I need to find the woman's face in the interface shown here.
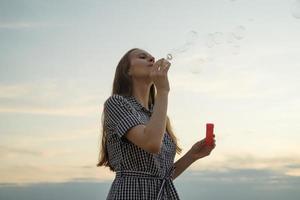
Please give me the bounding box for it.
[128,49,155,80]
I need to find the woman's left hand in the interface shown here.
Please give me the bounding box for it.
[188,135,216,161]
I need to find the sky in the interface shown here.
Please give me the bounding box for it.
[0,0,300,199]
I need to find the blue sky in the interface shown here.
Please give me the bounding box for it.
[1,0,300,199]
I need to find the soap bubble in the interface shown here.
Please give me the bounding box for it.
[206,33,215,48]
[226,32,235,43]
[173,44,189,53]
[205,32,224,48]
[186,30,199,45]
[232,25,246,40]
[213,32,224,44]
[230,44,240,55]
[166,53,173,61]
[189,58,207,74]
[291,0,300,19]
[190,65,201,74]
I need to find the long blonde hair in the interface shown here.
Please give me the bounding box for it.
[97,48,182,170]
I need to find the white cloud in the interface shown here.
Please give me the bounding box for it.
[0,80,105,116]
[0,22,39,29]
[189,153,300,177]
[0,105,99,116]
[0,163,114,185]
[0,22,64,29]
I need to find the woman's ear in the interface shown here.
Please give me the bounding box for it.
[127,68,132,76]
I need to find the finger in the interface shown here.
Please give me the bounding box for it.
[162,64,170,72]
[162,59,170,66]
[160,59,167,71]
[154,58,164,71]
[157,60,162,71]
[163,62,171,71]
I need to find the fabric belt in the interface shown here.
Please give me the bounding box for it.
[115,166,176,200]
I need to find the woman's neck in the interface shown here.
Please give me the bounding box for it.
[131,81,152,110]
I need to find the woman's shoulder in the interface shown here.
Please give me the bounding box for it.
[104,94,130,107]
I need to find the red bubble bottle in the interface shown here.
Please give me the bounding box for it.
[206,123,214,146]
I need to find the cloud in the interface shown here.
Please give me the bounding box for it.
[0,143,75,159]
[0,126,101,162]
[0,163,114,186]
[189,153,300,177]
[177,168,300,197]
[0,105,98,116]
[0,145,42,157]
[0,22,38,29]
[1,126,99,145]
[1,150,300,185]
[0,80,104,104]
[0,80,104,116]
[0,22,64,29]
[0,84,33,98]
[0,168,299,200]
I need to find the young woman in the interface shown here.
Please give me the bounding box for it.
[97,48,216,200]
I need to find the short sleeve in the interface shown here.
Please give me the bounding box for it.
[104,95,144,138]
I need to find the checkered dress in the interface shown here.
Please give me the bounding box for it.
[104,94,181,200]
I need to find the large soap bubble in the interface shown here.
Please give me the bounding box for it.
[232,25,246,40]
[291,0,300,19]
[185,30,199,45]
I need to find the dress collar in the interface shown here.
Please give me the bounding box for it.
[126,96,153,114]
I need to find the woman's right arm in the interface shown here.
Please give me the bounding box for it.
[126,91,169,154]
[126,59,171,154]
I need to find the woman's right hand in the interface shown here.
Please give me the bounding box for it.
[150,58,171,93]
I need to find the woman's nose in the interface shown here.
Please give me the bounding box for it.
[149,57,155,64]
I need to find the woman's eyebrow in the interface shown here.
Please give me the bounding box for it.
[138,53,148,57]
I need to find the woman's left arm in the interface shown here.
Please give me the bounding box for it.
[172,137,216,180]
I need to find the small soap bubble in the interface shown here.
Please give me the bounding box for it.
[232,25,246,40]
[213,32,224,44]
[173,44,189,53]
[206,33,215,48]
[189,58,206,74]
[186,30,199,45]
[226,32,235,43]
[231,44,240,55]
[190,66,201,74]
[291,0,300,19]
[166,54,173,61]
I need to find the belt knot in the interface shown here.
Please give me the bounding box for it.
[115,166,176,200]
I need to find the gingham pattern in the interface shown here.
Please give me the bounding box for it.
[104,95,181,200]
